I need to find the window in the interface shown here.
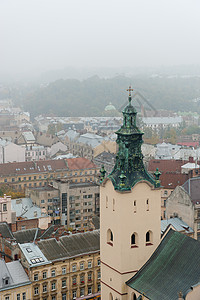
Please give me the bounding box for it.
[18,177,21,181]
[132,293,137,300]
[12,178,15,182]
[52,296,56,300]
[146,230,153,245]
[146,198,149,211]
[133,200,137,213]
[107,229,113,246]
[5,297,10,300]
[72,290,77,299]
[164,190,168,195]
[88,273,92,281]
[34,273,38,281]
[88,286,92,295]
[131,232,138,248]
[98,283,101,292]
[23,177,26,181]
[51,269,56,277]
[80,262,84,270]
[62,293,66,300]
[51,282,56,291]
[88,261,92,269]
[80,287,85,297]
[34,287,39,295]
[17,295,20,300]
[72,264,77,272]
[4,179,7,183]
[43,271,47,279]
[62,279,66,288]
[3,203,7,211]
[43,284,47,293]
[34,176,36,180]
[62,267,66,275]
[80,274,84,283]
[164,200,166,207]
[97,270,101,279]
[41,199,45,204]
[113,198,115,211]
[72,276,77,285]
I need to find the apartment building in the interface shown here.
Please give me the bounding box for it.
[53,180,100,228]
[26,180,100,228]
[0,158,98,191]
[19,230,101,300]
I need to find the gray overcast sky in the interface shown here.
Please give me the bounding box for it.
[1,0,200,75]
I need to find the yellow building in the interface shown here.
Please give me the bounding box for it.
[19,230,100,300]
[0,158,98,191]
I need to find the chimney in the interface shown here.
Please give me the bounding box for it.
[178,291,183,300]
[189,156,194,163]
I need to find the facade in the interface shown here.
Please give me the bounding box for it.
[19,230,100,300]
[166,177,200,240]
[25,186,60,223]
[52,180,100,228]
[100,88,162,299]
[0,140,25,163]
[0,194,15,224]
[25,145,47,162]
[0,158,98,191]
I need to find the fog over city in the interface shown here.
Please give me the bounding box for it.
[1,0,200,79]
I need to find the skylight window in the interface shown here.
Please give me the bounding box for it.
[26,247,32,253]
[31,259,36,264]
[47,165,52,171]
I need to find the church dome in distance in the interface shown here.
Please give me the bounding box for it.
[104,102,116,111]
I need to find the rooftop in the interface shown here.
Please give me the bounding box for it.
[127,230,200,300]
[0,259,30,290]
[37,229,100,261]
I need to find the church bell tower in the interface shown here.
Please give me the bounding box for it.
[100,87,161,300]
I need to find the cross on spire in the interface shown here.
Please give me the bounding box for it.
[127,86,133,103]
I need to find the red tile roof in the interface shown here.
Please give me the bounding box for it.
[66,157,97,170]
[177,142,199,147]
[148,159,189,173]
[159,173,189,189]
[0,158,97,177]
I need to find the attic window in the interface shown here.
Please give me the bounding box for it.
[26,247,32,253]
[31,259,36,264]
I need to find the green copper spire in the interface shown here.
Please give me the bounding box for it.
[107,86,157,191]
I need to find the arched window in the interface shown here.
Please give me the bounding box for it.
[146,198,149,211]
[113,198,115,211]
[146,230,153,245]
[133,200,137,213]
[131,293,137,300]
[106,196,108,208]
[109,293,113,300]
[131,233,138,248]
[107,229,113,246]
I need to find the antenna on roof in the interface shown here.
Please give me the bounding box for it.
[33,228,39,244]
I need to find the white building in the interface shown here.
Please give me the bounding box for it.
[0,139,25,163]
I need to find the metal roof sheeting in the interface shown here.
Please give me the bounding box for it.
[127,230,200,300]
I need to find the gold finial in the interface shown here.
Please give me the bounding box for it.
[127,86,133,103]
[127,86,133,97]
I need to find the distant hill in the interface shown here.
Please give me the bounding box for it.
[18,74,200,117]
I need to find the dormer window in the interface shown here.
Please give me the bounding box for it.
[3,276,9,286]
